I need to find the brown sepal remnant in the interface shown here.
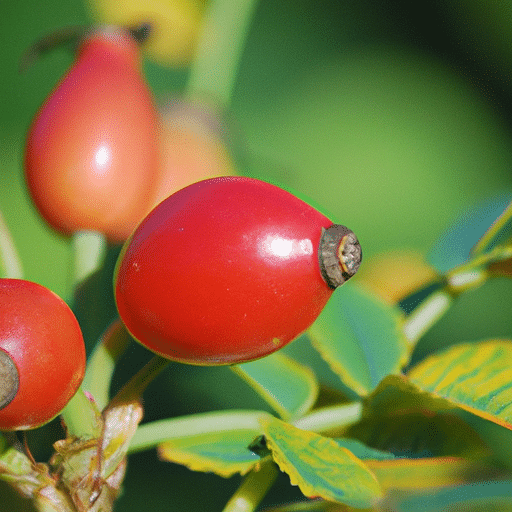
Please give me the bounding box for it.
[318,225,362,289]
[0,350,19,410]
[0,400,142,511]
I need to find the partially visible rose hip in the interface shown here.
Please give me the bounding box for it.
[114,176,361,365]
[151,99,236,208]
[0,279,86,431]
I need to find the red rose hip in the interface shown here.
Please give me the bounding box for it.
[24,26,159,243]
[114,177,361,365]
[0,279,86,430]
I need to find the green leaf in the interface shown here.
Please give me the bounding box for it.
[333,438,396,461]
[348,375,490,459]
[386,480,512,512]
[131,410,270,477]
[231,352,319,421]
[262,459,501,511]
[158,430,262,477]
[428,193,512,272]
[367,456,499,493]
[281,334,359,400]
[408,339,512,430]
[260,416,383,508]
[308,282,409,396]
[261,500,354,511]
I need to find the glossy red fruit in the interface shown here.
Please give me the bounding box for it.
[114,176,361,365]
[25,26,159,243]
[0,279,86,431]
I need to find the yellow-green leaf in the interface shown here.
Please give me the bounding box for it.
[382,480,512,512]
[333,438,396,461]
[262,500,356,511]
[408,340,512,430]
[132,410,270,477]
[348,375,491,459]
[231,352,319,421]
[158,429,262,477]
[260,416,383,508]
[367,457,497,491]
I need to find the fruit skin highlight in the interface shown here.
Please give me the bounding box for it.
[115,176,361,365]
[0,279,86,431]
[25,26,159,243]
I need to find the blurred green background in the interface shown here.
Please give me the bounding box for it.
[2,0,512,510]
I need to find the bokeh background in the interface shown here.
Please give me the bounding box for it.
[2,0,512,510]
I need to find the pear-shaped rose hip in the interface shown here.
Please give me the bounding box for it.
[24,26,159,243]
[114,176,361,365]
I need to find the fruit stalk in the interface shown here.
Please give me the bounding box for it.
[0,211,23,279]
[221,458,279,512]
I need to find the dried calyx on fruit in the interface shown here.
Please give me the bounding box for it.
[319,224,362,289]
[0,350,19,411]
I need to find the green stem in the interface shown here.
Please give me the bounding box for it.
[82,319,132,411]
[402,244,512,344]
[402,290,453,344]
[107,354,170,409]
[222,458,278,512]
[71,230,107,288]
[292,402,363,434]
[60,387,102,439]
[0,210,23,279]
[186,0,260,106]
[471,200,512,255]
[445,244,512,293]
